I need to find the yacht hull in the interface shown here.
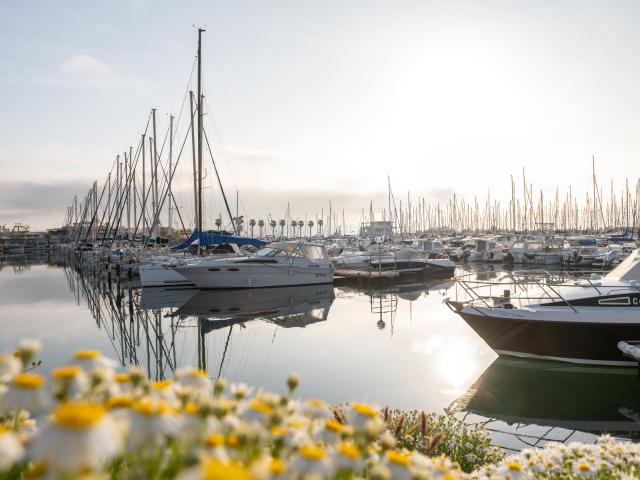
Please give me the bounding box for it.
[459,307,640,366]
[139,263,193,287]
[175,263,333,289]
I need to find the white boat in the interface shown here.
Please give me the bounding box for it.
[139,254,200,287]
[174,241,334,289]
[446,249,640,366]
[467,238,506,263]
[507,239,563,265]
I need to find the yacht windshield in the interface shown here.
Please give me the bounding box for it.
[256,247,283,257]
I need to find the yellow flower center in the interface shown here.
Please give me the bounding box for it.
[52,365,81,379]
[287,419,307,429]
[578,463,591,472]
[108,395,132,409]
[52,402,106,429]
[226,435,240,449]
[269,458,286,474]
[190,369,208,378]
[270,426,286,437]
[248,399,273,417]
[352,402,378,418]
[184,402,200,415]
[74,350,100,359]
[507,462,523,471]
[299,445,326,461]
[114,373,130,383]
[134,398,172,416]
[444,473,461,480]
[152,380,173,391]
[14,373,45,389]
[306,399,327,408]
[325,419,343,433]
[207,433,224,447]
[387,450,411,466]
[338,442,360,460]
[201,458,253,480]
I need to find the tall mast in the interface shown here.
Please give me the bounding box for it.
[189,92,198,227]
[592,154,597,232]
[197,27,205,250]
[168,114,174,231]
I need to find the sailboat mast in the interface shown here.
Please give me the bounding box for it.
[197,27,205,249]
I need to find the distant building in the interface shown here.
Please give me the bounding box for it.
[359,220,393,238]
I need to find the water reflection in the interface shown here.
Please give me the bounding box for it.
[452,357,640,447]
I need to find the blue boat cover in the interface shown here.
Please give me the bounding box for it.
[170,230,266,251]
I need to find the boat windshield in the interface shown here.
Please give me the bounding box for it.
[256,247,302,257]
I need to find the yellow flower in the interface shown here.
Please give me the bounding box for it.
[338,441,360,460]
[387,450,411,466]
[578,463,591,472]
[325,419,343,433]
[270,426,286,437]
[13,373,45,389]
[52,366,81,379]
[107,395,132,409]
[306,399,326,408]
[114,373,130,383]
[207,433,224,447]
[226,435,240,449]
[507,461,523,471]
[184,402,200,415]
[74,350,100,359]
[133,398,173,416]
[248,399,273,417]
[201,458,253,480]
[269,458,286,474]
[299,445,326,461]
[152,380,173,391]
[352,402,378,418]
[52,402,106,429]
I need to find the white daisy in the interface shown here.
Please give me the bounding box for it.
[30,401,122,474]
[0,426,24,471]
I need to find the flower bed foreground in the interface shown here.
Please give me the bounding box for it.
[0,341,639,479]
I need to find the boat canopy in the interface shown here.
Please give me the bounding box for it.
[170,230,266,251]
[607,248,640,282]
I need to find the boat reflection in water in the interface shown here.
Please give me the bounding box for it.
[452,357,640,448]
[174,284,335,330]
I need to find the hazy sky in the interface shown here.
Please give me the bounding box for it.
[2,0,640,230]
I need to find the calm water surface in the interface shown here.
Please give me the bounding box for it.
[2,256,639,450]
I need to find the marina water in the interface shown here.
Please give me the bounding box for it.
[2,254,639,451]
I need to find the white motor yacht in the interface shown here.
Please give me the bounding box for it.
[175,241,334,289]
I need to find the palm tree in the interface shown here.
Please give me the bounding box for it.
[249,219,256,238]
[317,219,324,237]
[234,216,244,235]
[291,220,298,238]
[215,217,222,230]
[279,219,286,237]
[308,220,314,237]
[257,219,265,238]
[298,220,304,238]
[270,220,277,237]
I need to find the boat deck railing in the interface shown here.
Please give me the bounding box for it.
[448,269,631,313]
